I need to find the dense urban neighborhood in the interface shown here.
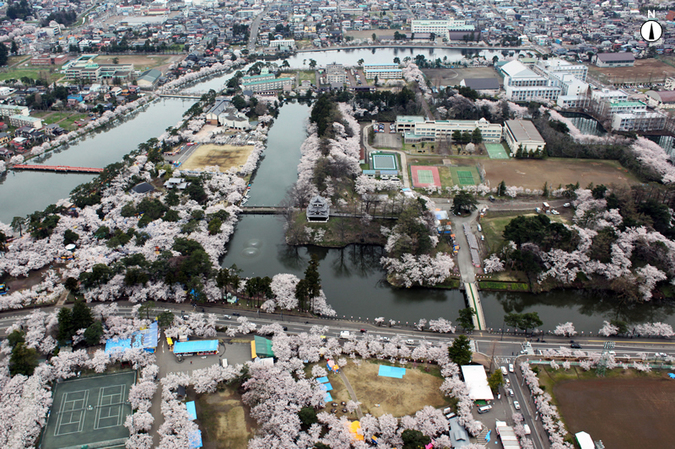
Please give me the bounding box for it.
[2,0,675,449]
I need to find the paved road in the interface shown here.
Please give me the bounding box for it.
[247,5,271,53]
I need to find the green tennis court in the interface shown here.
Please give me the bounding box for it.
[41,371,136,449]
[417,169,434,184]
[372,153,398,170]
[457,170,475,185]
[485,143,510,159]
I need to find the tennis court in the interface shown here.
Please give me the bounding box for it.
[372,153,398,170]
[41,371,136,449]
[485,143,510,159]
[410,165,441,188]
[457,170,475,185]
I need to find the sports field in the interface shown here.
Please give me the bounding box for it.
[554,373,675,448]
[485,143,510,159]
[483,158,637,190]
[181,144,255,172]
[372,153,398,170]
[437,165,480,187]
[411,165,441,188]
[41,371,136,449]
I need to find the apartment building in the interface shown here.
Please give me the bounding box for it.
[411,19,474,39]
[9,115,43,129]
[363,63,401,80]
[241,76,294,93]
[325,64,346,84]
[0,105,29,118]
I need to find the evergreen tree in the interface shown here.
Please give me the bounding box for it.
[448,334,472,366]
[71,299,94,333]
[83,321,103,346]
[497,180,507,197]
[9,342,38,376]
[57,307,73,343]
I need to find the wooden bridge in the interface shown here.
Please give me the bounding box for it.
[12,164,104,174]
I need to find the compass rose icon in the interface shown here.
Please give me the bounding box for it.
[641,20,663,42]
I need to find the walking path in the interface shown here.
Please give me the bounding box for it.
[338,370,364,419]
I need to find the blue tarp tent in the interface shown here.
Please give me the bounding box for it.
[316,376,329,383]
[319,383,333,391]
[188,429,203,448]
[186,401,197,420]
[378,365,406,378]
[174,340,219,355]
[324,392,333,402]
[105,321,159,354]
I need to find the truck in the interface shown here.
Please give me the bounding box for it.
[542,202,551,211]
[340,331,350,338]
[523,424,531,435]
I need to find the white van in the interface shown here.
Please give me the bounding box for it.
[501,366,508,376]
[477,405,492,414]
[477,224,482,232]
[221,358,228,368]
[509,363,514,373]
[523,424,531,435]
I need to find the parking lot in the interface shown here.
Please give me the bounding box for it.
[372,122,402,149]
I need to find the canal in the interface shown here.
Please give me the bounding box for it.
[1,55,674,332]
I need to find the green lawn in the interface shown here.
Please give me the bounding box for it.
[31,111,89,131]
[296,70,316,82]
[0,67,63,83]
[478,280,529,292]
[481,211,568,253]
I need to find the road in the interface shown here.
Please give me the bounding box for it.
[247,5,271,53]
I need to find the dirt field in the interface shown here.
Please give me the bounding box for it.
[554,373,675,448]
[197,387,256,449]
[341,360,448,417]
[588,58,675,85]
[483,158,637,190]
[181,144,254,172]
[423,67,501,88]
[93,55,183,73]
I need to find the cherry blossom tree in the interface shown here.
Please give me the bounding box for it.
[598,320,619,337]
[553,322,577,337]
[483,254,505,273]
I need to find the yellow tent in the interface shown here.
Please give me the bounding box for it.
[349,421,364,441]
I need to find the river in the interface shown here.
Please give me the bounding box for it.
[285,47,515,68]
[2,55,675,332]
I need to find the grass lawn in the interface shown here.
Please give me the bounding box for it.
[339,359,450,418]
[0,67,63,83]
[196,386,256,449]
[296,70,316,82]
[481,211,568,253]
[478,280,529,291]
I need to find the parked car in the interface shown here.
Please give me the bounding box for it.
[223,314,231,319]
[513,401,521,410]
[563,203,571,208]
[477,405,492,414]
[406,339,415,346]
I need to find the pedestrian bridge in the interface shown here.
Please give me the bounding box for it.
[464,282,486,331]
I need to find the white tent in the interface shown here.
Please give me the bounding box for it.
[575,431,595,449]
[460,365,494,401]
